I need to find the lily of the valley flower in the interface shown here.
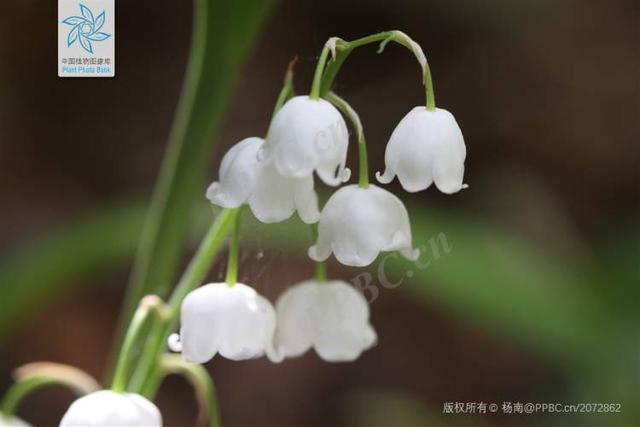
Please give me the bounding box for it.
[376,107,467,194]
[169,282,277,363]
[0,415,31,427]
[262,96,351,186]
[271,280,376,362]
[206,137,320,224]
[309,184,419,267]
[59,390,161,427]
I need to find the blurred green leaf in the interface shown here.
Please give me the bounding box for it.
[595,223,640,321]
[112,0,278,373]
[0,201,632,381]
[242,207,620,374]
[0,203,144,342]
[392,210,615,373]
[0,193,630,388]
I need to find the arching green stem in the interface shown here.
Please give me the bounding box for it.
[1,363,99,417]
[111,295,168,393]
[324,91,369,188]
[158,355,221,427]
[309,44,331,99]
[317,31,436,110]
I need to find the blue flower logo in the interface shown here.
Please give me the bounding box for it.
[62,4,111,54]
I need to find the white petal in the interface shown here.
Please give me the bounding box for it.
[273,280,376,362]
[248,162,320,224]
[265,96,349,186]
[176,283,276,363]
[206,137,263,208]
[0,415,32,427]
[207,137,320,224]
[313,281,377,361]
[59,391,161,427]
[309,185,418,267]
[293,175,321,224]
[271,282,317,359]
[247,163,296,223]
[377,107,466,193]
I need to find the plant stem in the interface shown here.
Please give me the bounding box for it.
[324,92,369,188]
[309,223,327,282]
[127,313,169,392]
[315,261,327,282]
[318,31,436,110]
[135,208,239,398]
[0,363,99,417]
[169,209,237,308]
[309,44,331,99]
[225,208,241,286]
[129,60,297,394]
[115,0,210,354]
[159,355,221,427]
[111,296,166,393]
[1,377,55,417]
[108,0,276,382]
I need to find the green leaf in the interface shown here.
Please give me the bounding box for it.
[0,203,144,342]
[111,0,277,373]
[388,210,615,373]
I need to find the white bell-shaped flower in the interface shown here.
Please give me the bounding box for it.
[271,280,376,362]
[0,415,31,427]
[263,96,351,186]
[169,282,277,363]
[206,137,319,224]
[376,107,467,194]
[59,391,161,427]
[309,184,419,267]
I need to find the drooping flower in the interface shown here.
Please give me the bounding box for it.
[59,390,161,427]
[376,107,467,194]
[270,280,376,362]
[309,184,419,267]
[206,137,320,224]
[0,415,31,427]
[262,96,351,186]
[169,282,277,363]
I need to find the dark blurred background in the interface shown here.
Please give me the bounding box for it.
[1,0,638,426]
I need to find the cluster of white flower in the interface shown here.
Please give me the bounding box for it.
[171,34,467,369]
[0,31,466,427]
